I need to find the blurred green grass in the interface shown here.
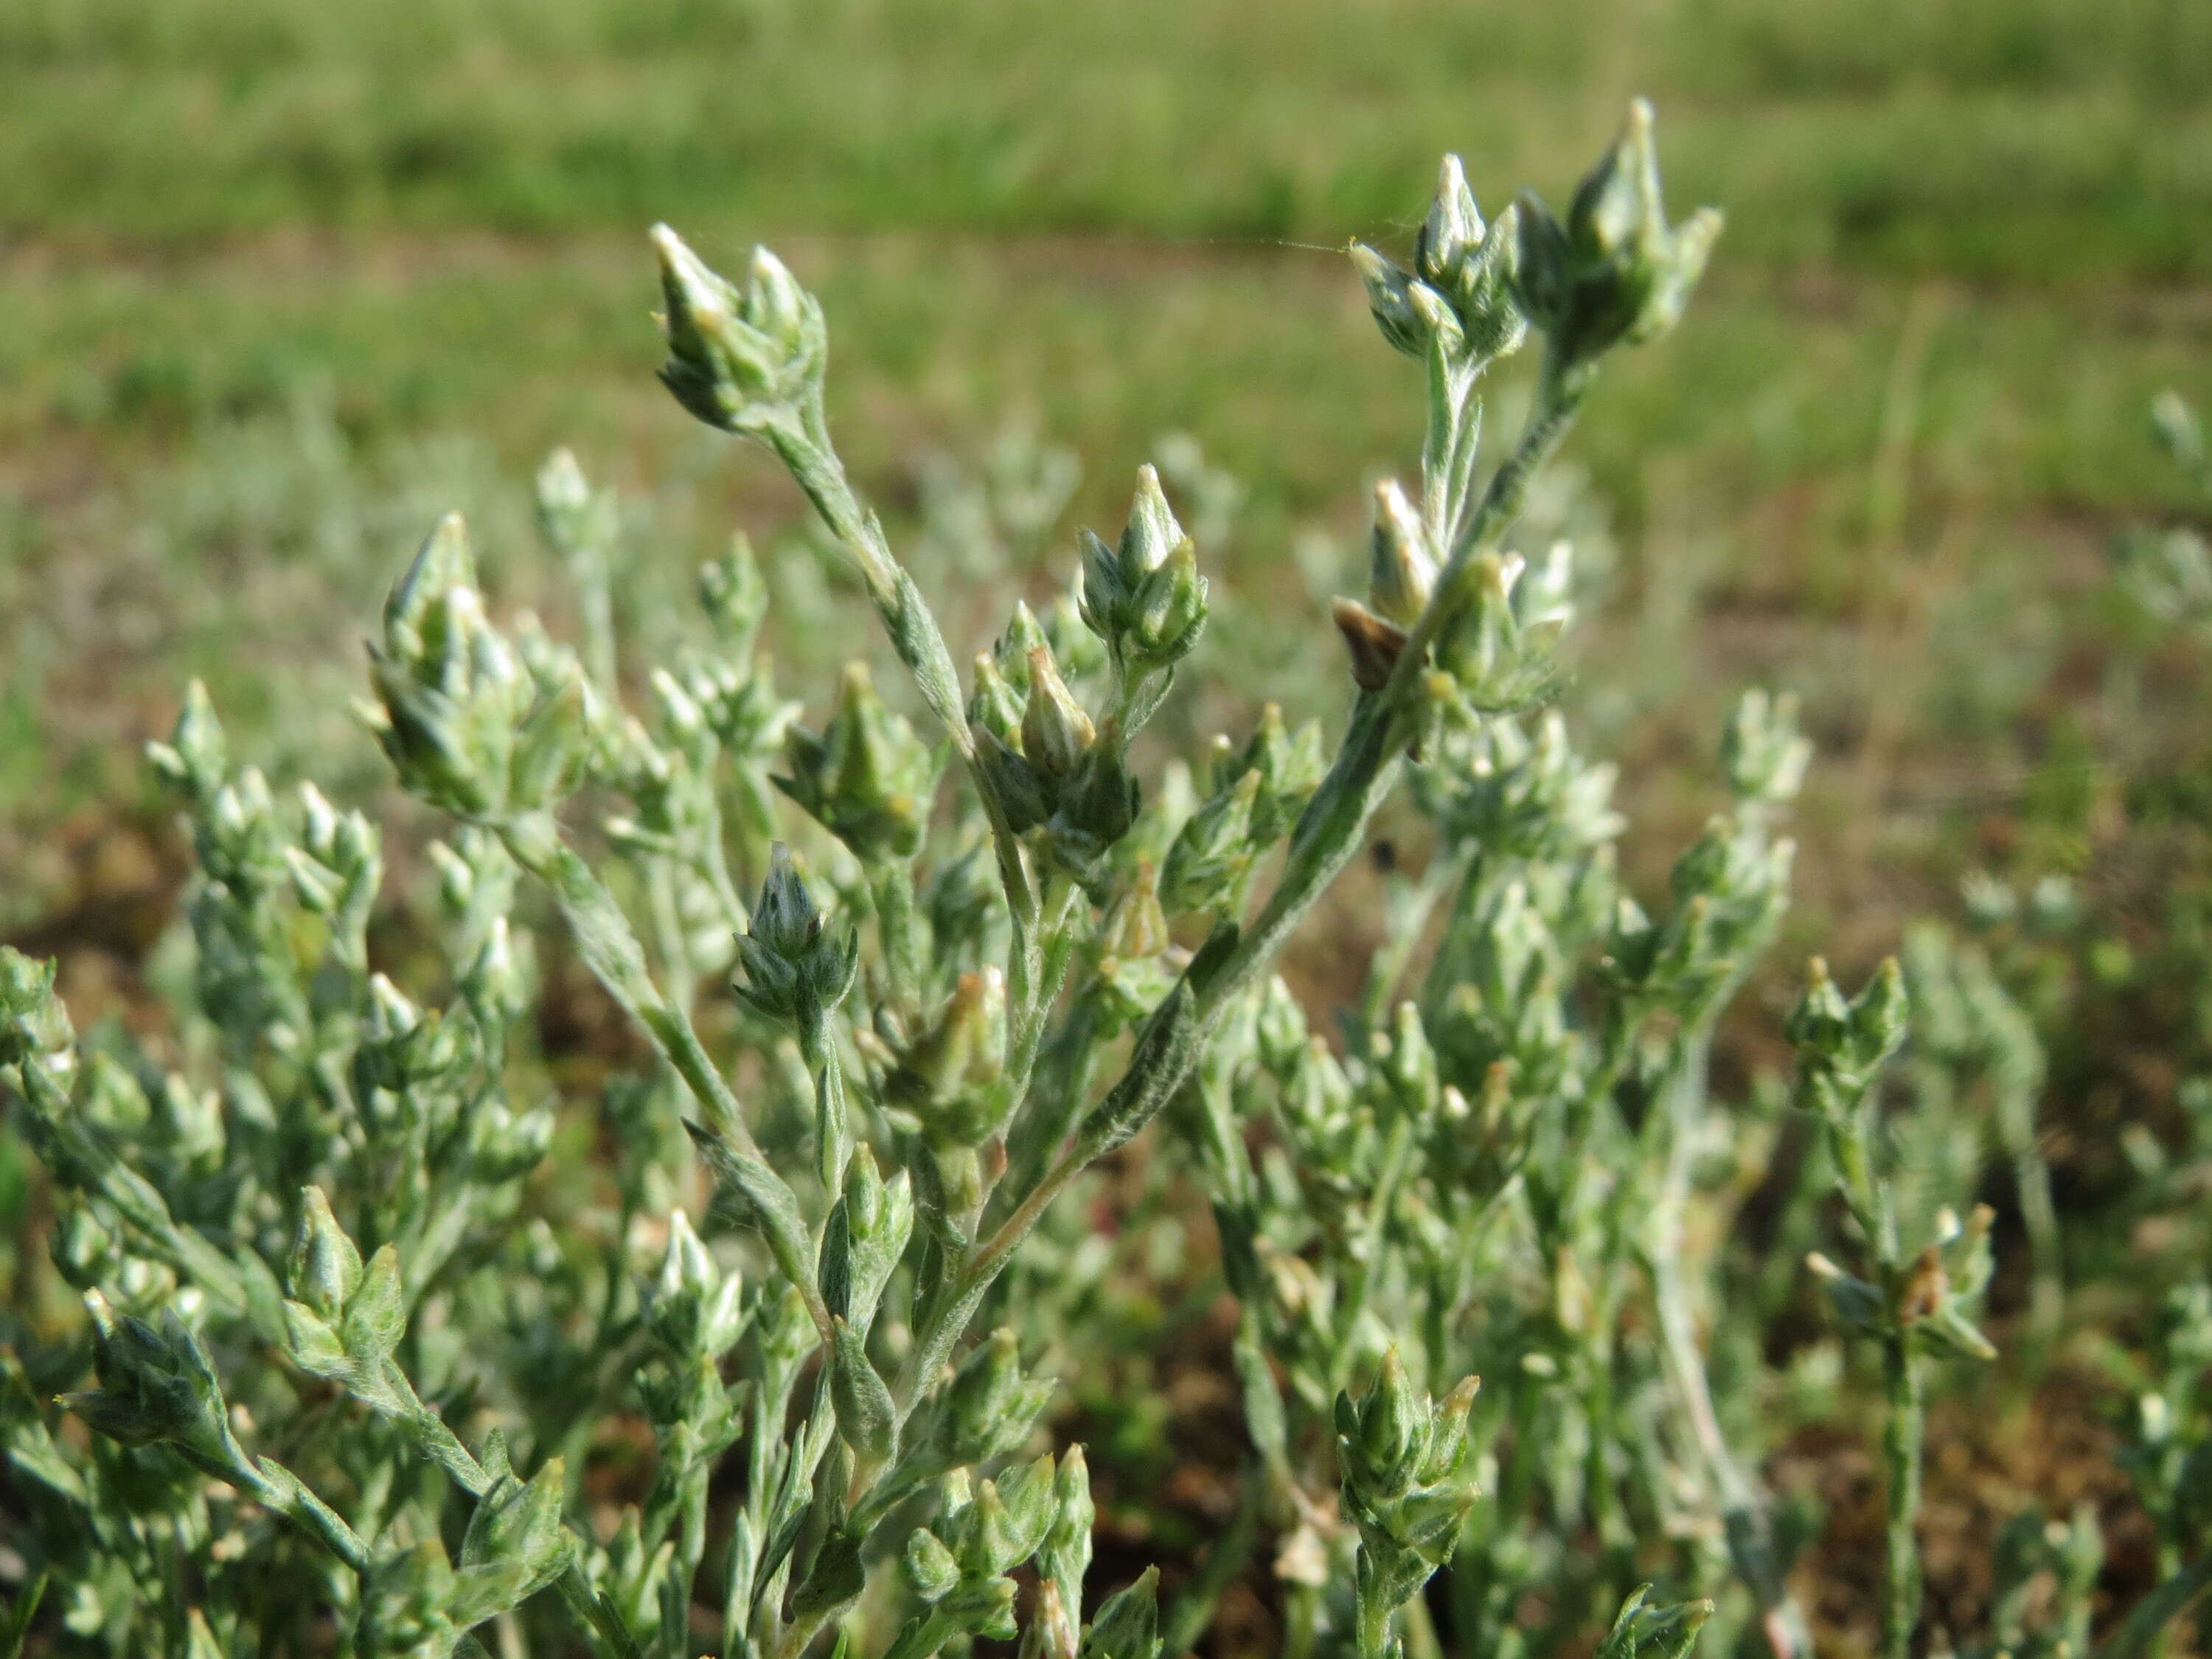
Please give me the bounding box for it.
[1,0,2208,933]
[4,0,2207,274]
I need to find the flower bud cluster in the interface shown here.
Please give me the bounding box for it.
[1159,704,1324,917]
[652,226,827,435]
[1338,528,1575,706]
[1081,1566,1164,1659]
[1089,863,1178,1033]
[362,515,601,823]
[1596,1586,1716,1659]
[893,1453,1085,1649]
[1720,687,1812,808]
[1788,959,2000,1361]
[734,844,860,1024]
[352,973,476,1100]
[358,1455,571,1659]
[0,945,74,1073]
[1352,155,1526,368]
[1784,956,1909,1119]
[599,672,728,863]
[63,1292,251,1484]
[818,1146,917,1329]
[281,1186,408,1387]
[1511,100,1722,376]
[1076,465,1208,679]
[1330,480,1432,693]
[1335,1352,1482,1651]
[1430,880,1574,1103]
[1902,923,2042,1100]
[969,619,1139,890]
[534,447,619,582]
[641,1208,749,1360]
[885,1327,1057,1499]
[286,782,383,925]
[1807,1203,1998,1362]
[1419,708,1623,861]
[779,661,945,861]
[145,677,229,804]
[697,532,771,651]
[1601,810,1795,1020]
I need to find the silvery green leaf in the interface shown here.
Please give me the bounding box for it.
[830,1318,898,1461]
[1082,1568,1163,1659]
[341,1245,406,1365]
[790,1525,867,1623]
[1597,1586,1715,1659]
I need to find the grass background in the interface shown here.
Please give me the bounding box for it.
[2,0,2208,957]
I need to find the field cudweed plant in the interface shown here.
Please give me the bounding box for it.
[5,102,2212,1659]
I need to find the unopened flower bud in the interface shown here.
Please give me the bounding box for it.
[1368,479,1436,627]
[1021,646,1094,778]
[1721,687,1812,806]
[652,225,827,431]
[1121,465,1181,577]
[534,448,617,582]
[1512,100,1720,372]
[459,1457,572,1603]
[1161,768,1261,917]
[886,968,1007,1146]
[1099,863,1169,961]
[992,603,1053,692]
[941,1327,1054,1470]
[288,1186,364,1321]
[903,1528,961,1603]
[1598,1587,1715,1659]
[1041,1444,1094,1621]
[1332,597,1410,692]
[749,842,821,961]
[1416,154,1484,291]
[1351,243,1431,360]
[0,947,72,1071]
[147,678,229,801]
[66,1293,248,1484]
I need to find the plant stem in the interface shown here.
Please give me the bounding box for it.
[868,858,924,1008]
[1881,1330,1925,1659]
[1329,1114,1416,1397]
[769,413,1037,931]
[498,820,832,1338]
[1354,1577,1398,1659]
[241,1457,372,1576]
[1647,1036,1808,1659]
[890,371,1593,1419]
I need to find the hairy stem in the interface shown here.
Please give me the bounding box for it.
[1882,1332,1926,1659]
[890,371,1593,1420]
[498,819,831,1338]
[769,413,1037,931]
[1648,1037,1807,1659]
